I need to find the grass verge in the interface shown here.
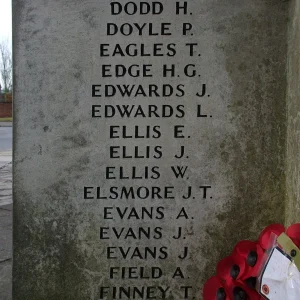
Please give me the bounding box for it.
[0,118,12,122]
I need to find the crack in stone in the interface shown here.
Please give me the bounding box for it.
[0,162,12,171]
[0,207,12,212]
[0,258,11,264]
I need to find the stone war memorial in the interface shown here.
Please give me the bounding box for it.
[12,0,300,299]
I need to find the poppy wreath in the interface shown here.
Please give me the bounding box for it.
[203,223,300,300]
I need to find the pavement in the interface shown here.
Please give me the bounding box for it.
[0,127,12,153]
[0,122,12,128]
[0,126,12,299]
[0,203,12,300]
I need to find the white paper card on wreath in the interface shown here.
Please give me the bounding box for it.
[260,247,300,300]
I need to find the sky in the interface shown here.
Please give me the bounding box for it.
[0,0,12,47]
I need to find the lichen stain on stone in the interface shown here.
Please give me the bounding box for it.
[44,179,70,202]
[38,144,42,155]
[24,6,36,23]
[73,63,83,81]
[80,9,97,28]
[13,179,96,299]
[199,1,288,287]
[73,120,81,128]
[286,0,300,226]
[65,153,90,176]
[43,125,50,132]
[14,230,94,299]
[62,133,90,149]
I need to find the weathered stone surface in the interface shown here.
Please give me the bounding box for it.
[286,0,300,226]
[0,151,12,207]
[0,204,12,300]
[13,0,289,299]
